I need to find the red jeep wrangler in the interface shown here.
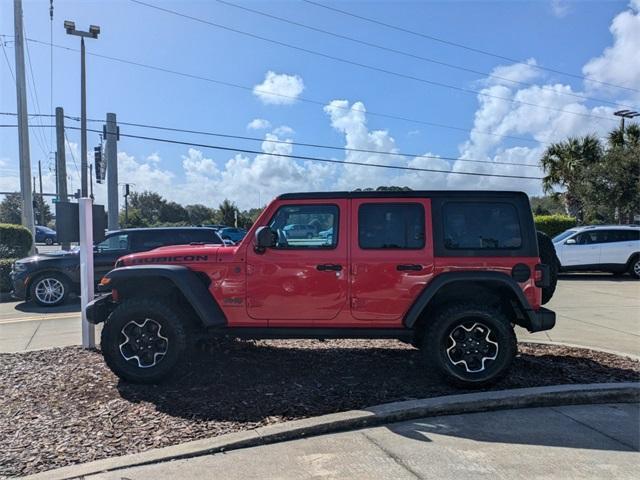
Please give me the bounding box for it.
[87,191,556,387]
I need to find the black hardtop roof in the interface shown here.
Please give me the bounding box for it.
[107,226,218,235]
[277,190,529,200]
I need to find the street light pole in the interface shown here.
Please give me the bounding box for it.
[613,110,640,145]
[64,21,99,197]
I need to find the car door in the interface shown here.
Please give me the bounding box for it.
[561,231,601,267]
[599,230,637,265]
[93,232,131,280]
[246,200,348,326]
[350,198,434,325]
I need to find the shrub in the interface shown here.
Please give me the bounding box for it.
[0,258,15,293]
[0,223,33,259]
[534,215,578,238]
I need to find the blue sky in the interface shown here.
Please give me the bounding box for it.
[1,0,639,209]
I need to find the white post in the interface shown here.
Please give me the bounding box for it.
[79,197,95,348]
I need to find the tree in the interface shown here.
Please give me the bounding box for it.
[0,193,51,226]
[608,124,640,148]
[185,204,215,225]
[540,135,603,220]
[127,191,165,225]
[218,199,238,227]
[0,193,22,225]
[160,201,188,224]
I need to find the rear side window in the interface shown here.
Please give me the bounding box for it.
[358,203,425,249]
[443,202,522,250]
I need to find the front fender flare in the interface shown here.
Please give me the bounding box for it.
[98,265,226,327]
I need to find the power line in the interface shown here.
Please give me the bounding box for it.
[86,117,544,168]
[61,125,544,180]
[64,129,80,178]
[1,38,15,81]
[18,36,554,146]
[303,0,640,94]
[2,122,544,178]
[130,0,617,123]
[213,0,631,109]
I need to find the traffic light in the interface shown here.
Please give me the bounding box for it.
[94,146,106,184]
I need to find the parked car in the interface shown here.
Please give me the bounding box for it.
[10,227,223,307]
[553,225,640,278]
[282,224,317,239]
[35,225,57,245]
[217,227,247,243]
[88,190,555,386]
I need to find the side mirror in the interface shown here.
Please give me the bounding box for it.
[565,238,577,245]
[254,226,277,253]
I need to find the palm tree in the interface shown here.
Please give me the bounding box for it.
[540,135,603,219]
[608,123,640,148]
[218,199,238,227]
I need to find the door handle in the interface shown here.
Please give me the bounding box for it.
[396,264,423,271]
[317,264,343,271]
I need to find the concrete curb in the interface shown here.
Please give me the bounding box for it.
[22,382,640,480]
[521,340,640,362]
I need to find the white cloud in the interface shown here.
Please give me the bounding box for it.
[272,125,295,137]
[582,2,640,96]
[146,152,161,163]
[247,118,271,130]
[253,71,305,105]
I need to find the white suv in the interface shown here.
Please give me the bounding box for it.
[553,225,640,278]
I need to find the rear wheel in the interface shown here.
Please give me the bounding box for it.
[629,256,640,280]
[422,303,517,387]
[101,297,187,383]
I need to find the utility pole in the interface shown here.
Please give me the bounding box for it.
[55,107,70,250]
[89,163,94,199]
[13,0,35,253]
[38,160,44,225]
[123,183,130,227]
[64,20,99,197]
[105,113,119,230]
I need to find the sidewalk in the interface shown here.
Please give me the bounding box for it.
[85,403,639,480]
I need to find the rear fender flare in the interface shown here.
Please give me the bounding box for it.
[403,271,536,330]
[105,265,226,327]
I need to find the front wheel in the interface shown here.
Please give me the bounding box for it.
[629,257,640,280]
[30,273,70,306]
[101,298,187,383]
[422,303,517,387]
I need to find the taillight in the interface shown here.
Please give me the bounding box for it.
[535,264,550,287]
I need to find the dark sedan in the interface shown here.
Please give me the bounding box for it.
[10,227,222,306]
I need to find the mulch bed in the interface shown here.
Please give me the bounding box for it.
[1,340,638,478]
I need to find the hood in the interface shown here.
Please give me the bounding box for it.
[17,249,78,264]
[118,244,229,267]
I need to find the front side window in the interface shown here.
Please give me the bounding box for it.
[358,203,425,249]
[96,233,129,252]
[443,202,522,250]
[269,204,339,248]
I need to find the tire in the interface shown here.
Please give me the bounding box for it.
[629,256,640,280]
[422,303,517,388]
[45,237,54,246]
[101,297,188,384]
[30,273,70,307]
[536,231,558,304]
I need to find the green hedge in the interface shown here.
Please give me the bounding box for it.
[0,223,32,259]
[0,258,15,293]
[534,214,578,238]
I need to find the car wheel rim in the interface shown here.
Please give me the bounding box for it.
[34,278,65,304]
[119,318,169,369]
[634,261,640,276]
[445,321,499,373]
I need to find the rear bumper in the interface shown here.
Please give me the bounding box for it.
[527,307,556,332]
[86,293,114,324]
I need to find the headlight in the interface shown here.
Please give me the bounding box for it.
[12,262,28,273]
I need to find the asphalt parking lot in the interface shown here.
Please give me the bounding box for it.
[0,274,638,355]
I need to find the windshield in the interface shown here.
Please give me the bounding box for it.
[553,230,578,243]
